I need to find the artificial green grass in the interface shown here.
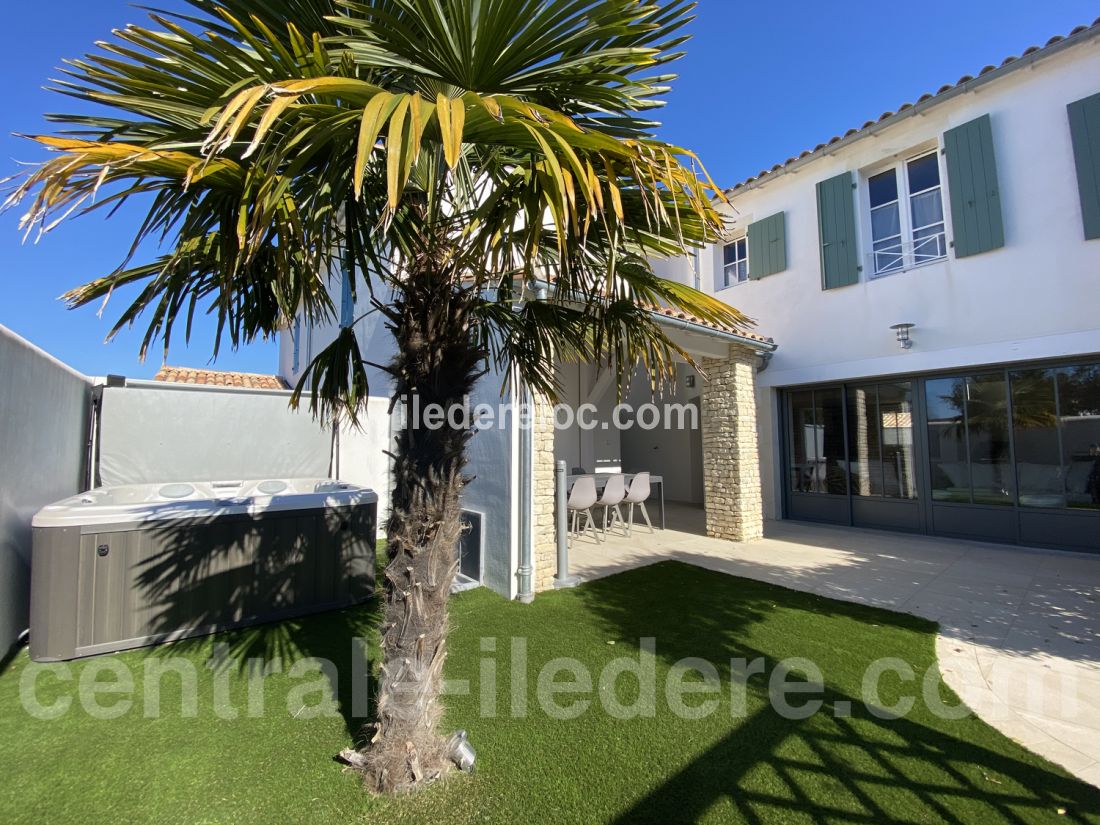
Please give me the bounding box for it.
[1,561,1098,824]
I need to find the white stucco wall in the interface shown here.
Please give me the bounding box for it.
[280,32,1100,544]
[552,358,709,504]
[621,363,705,504]
[553,361,624,473]
[692,34,1100,519]
[279,284,521,597]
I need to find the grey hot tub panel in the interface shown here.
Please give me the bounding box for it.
[30,501,376,661]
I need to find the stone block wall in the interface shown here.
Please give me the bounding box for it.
[700,344,765,542]
[531,394,559,592]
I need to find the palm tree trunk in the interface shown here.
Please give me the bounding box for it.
[357,266,484,794]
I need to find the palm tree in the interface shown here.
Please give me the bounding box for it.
[7,0,749,793]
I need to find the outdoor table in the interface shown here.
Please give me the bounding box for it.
[566,473,665,530]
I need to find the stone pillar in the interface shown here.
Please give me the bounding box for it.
[700,344,764,542]
[530,394,559,593]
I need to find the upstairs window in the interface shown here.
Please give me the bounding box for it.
[867,151,947,276]
[722,237,749,287]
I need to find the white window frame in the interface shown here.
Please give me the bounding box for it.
[721,236,749,288]
[905,151,948,267]
[864,148,948,278]
[868,169,905,276]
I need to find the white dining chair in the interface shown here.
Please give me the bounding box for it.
[623,472,654,536]
[567,476,601,544]
[595,473,626,537]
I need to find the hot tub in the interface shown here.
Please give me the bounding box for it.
[30,479,377,661]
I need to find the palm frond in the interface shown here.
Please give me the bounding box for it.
[5,0,750,417]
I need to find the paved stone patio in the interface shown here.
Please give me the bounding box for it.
[563,503,1100,786]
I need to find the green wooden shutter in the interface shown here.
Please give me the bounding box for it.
[747,212,787,279]
[943,114,1005,257]
[816,173,860,289]
[1068,92,1100,241]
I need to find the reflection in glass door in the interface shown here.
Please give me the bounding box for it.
[786,388,849,524]
[925,374,1014,506]
[784,363,1100,551]
[845,381,921,531]
[924,374,1017,542]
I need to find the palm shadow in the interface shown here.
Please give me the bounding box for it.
[571,561,1100,824]
[0,638,26,678]
[132,504,380,743]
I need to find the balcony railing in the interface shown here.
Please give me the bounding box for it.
[868,231,947,277]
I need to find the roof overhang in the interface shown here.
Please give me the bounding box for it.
[650,310,778,360]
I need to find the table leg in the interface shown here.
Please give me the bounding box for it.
[660,480,666,530]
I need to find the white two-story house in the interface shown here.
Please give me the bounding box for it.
[281,19,1100,601]
[677,20,1100,552]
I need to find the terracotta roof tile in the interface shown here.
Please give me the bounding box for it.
[727,18,1100,194]
[154,366,288,390]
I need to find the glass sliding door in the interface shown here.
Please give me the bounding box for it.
[845,381,921,530]
[925,375,1013,505]
[1057,364,1100,512]
[925,377,969,503]
[924,373,1017,542]
[786,388,849,524]
[1010,369,1063,508]
[880,383,918,500]
[1014,364,1100,550]
[783,361,1100,551]
[845,382,917,499]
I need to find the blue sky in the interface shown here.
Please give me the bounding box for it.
[1,0,1096,378]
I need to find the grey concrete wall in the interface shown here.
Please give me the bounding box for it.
[462,368,515,599]
[97,382,332,487]
[0,325,91,653]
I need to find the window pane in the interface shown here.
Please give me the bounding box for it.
[723,242,737,265]
[869,170,898,208]
[847,386,883,496]
[907,153,941,193]
[926,377,970,503]
[879,382,916,499]
[816,388,848,495]
[789,389,846,495]
[871,204,901,239]
[1057,364,1100,510]
[966,374,1013,505]
[1011,369,1063,508]
[871,199,903,273]
[910,188,944,229]
[789,391,817,492]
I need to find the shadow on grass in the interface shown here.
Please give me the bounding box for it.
[0,638,26,679]
[570,561,1100,824]
[131,507,381,745]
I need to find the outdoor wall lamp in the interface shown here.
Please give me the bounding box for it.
[891,323,915,350]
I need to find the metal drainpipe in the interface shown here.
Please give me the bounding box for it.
[516,382,535,604]
[554,461,579,589]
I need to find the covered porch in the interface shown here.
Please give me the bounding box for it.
[530,308,777,592]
